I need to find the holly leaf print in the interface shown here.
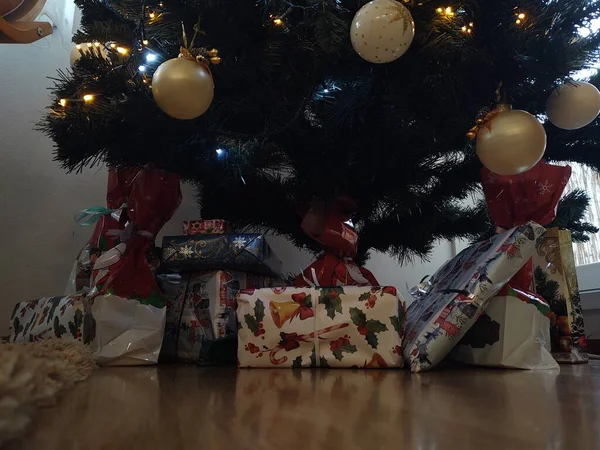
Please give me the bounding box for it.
[244,314,259,334]
[254,299,265,323]
[292,355,303,368]
[358,292,371,302]
[53,316,67,338]
[390,316,403,336]
[320,288,343,320]
[365,320,387,349]
[12,317,24,337]
[332,344,358,361]
[47,298,61,324]
[319,356,330,368]
[349,307,367,326]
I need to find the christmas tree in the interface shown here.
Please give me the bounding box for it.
[40,0,600,264]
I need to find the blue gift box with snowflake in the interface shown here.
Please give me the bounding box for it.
[161,234,282,276]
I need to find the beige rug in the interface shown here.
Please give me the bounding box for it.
[0,340,95,446]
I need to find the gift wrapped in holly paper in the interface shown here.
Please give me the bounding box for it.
[403,222,546,372]
[454,162,579,368]
[294,198,378,287]
[237,286,405,368]
[11,168,182,366]
[162,234,282,276]
[65,168,139,295]
[158,271,280,364]
[182,219,229,235]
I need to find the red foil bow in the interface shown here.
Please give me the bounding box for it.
[294,197,379,287]
[482,161,571,291]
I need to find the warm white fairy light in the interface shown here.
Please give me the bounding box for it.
[143,39,149,45]
[59,99,67,107]
[83,94,94,102]
[116,46,128,55]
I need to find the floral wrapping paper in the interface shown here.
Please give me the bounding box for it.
[403,222,546,372]
[162,234,282,276]
[237,286,405,368]
[533,228,588,363]
[182,219,228,235]
[158,271,280,363]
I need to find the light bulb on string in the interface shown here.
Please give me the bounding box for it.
[116,46,128,55]
[59,99,67,107]
[138,65,147,72]
[143,39,149,45]
[215,148,228,160]
[83,94,94,102]
[146,53,157,62]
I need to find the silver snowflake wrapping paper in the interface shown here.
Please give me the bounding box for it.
[403,222,546,372]
[161,234,282,276]
[238,286,405,368]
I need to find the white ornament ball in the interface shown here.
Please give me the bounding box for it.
[350,0,415,64]
[152,57,214,120]
[546,81,600,130]
[70,43,109,66]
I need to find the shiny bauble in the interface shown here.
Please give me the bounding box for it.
[152,57,214,120]
[350,0,415,64]
[476,109,547,175]
[70,43,109,66]
[546,81,600,130]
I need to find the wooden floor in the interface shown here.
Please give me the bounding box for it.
[14,362,600,450]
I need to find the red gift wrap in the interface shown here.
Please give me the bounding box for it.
[482,161,571,292]
[294,197,379,287]
[91,168,183,307]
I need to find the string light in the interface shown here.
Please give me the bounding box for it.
[516,12,526,24]
[273,17,283,26]
[518,13,526,19]
[86,43,93,48]
[83,94,94,102]
[516,19,522,24]
[142,39,149,45]
[59,99,67,107]
[149,12,156,19]
[138,65,146,72]
[116,46,128,55]
[145,53,157,62]
[93,42,100,47]
[110,43,116,49]
[436,6,455,17]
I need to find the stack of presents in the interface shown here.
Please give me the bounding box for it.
[8,162,589,371]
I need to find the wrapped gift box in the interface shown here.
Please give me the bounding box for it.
[533,228,588,363]
[452,287,558,370]
[158,271,280,363]
[9,294,165,366]
[183,219,228,235]
[403,222,546,372]
[162,234,282,276]
[237,286,405,368]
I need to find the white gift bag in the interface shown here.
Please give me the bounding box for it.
[453,288,559,370]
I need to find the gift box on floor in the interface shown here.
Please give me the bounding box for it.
[533,228,588,363]
[403,222,546,373]
[161,234,282,276]
[158,271,280,363]
[237,286,405,368]
[183,219,228,235]
[9,294,166,365]
[452,288,558,370]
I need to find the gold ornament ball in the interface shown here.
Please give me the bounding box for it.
[350,0,415,64]
[546,81,600,130]
[152,57,214,120]
[476,109,547,175]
